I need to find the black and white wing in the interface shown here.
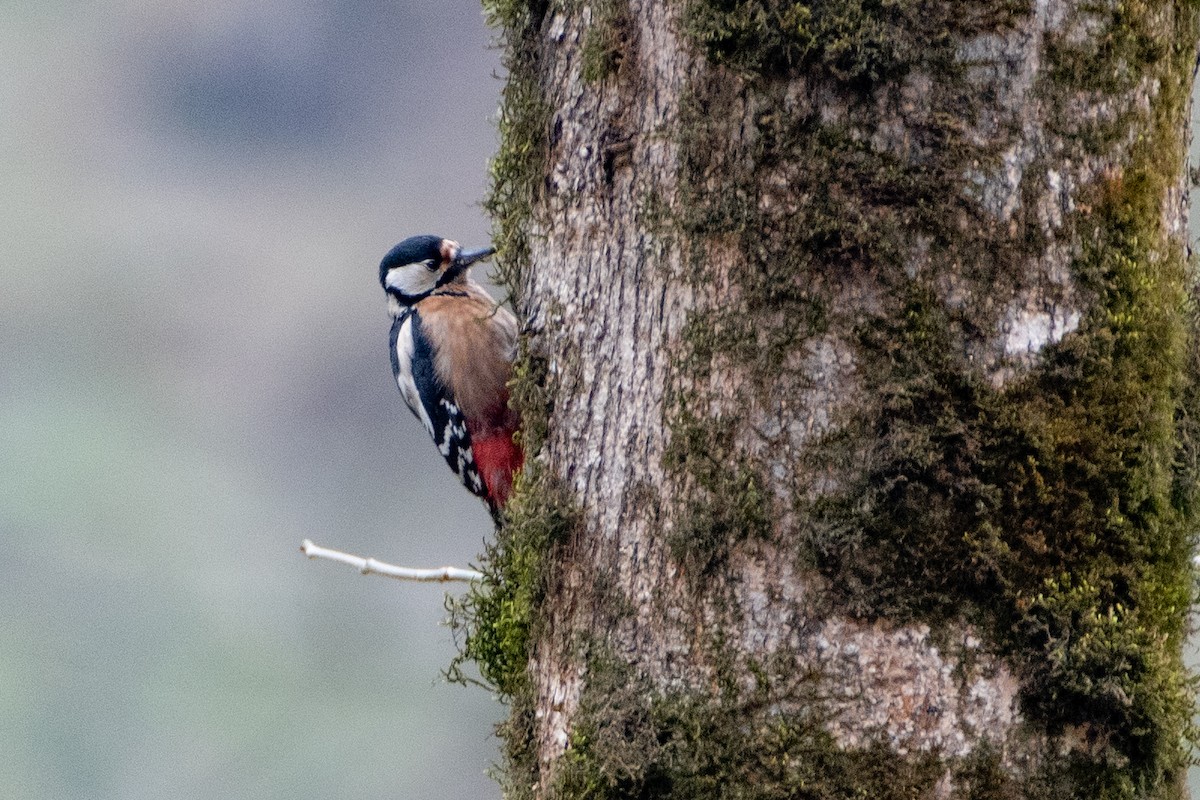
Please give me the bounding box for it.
[389,309,486,497]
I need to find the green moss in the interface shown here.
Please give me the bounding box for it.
[482,0,552,299]
[945,744,1173,800]
[466,0,557,695]
[454,4,569,796]
[447,465,582,799]
[641,701,943,800]
[581,0,632,84]
[553,657,664,799]
[805,290,990,618]
[554,659,949,800]
[683,0,1026,84]
[668,0,1200,796]
[448,467,578,697]
[1043,0,1171,97]
[1019,577,1193,776]
[795,6,1200,793]
[553,661,1187,800]
[483,0,550,38]
[683,0,821,78]
[665,0,1023,585]
[807,237,1197,787]
[508,338,554,456]
[662,407,772,581]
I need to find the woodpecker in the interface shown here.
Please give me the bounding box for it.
[379,234,523,513]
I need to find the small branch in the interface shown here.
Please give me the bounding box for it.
[300,539,484,583]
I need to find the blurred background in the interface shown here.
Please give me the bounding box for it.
[1,1,504,797]
[4,3,1200,799]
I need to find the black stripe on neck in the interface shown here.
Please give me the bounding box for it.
[387,287,469,307]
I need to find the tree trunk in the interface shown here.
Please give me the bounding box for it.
[457,1,1200,798]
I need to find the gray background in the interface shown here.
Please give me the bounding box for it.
[3,2,501,797]
[2,3,1197,798]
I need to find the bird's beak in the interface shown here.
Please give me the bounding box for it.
[454,246,496,268]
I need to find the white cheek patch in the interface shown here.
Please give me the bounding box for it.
[386,264,438,298]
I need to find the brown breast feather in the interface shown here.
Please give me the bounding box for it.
[417,285,519,436]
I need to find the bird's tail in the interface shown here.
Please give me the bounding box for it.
[473,433,525,511]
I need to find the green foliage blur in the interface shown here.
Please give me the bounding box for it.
[1,2,504,797]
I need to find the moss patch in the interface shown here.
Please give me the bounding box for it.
[552,661,1189,800]
[581,0,633,84]
[683,0,1027,84]
[549,657,1188,800]
[554,658,948,800]
[447,464,582,798]
[482,0,552,299]
[662,407,772,581]
[464,0,556,696]
[461,0,556,688]
[794,5,1200,794]
[448,467,576,697]
[453,3,566,796]
[670,0,1200,796]
[664,0,1033,574]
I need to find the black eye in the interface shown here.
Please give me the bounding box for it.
[422,259,437,271]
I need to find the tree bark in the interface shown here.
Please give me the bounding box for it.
[461,1,1200,798]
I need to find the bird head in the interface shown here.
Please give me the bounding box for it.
[379,235,495,309]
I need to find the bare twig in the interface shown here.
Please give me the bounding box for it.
[300,539,484,583]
